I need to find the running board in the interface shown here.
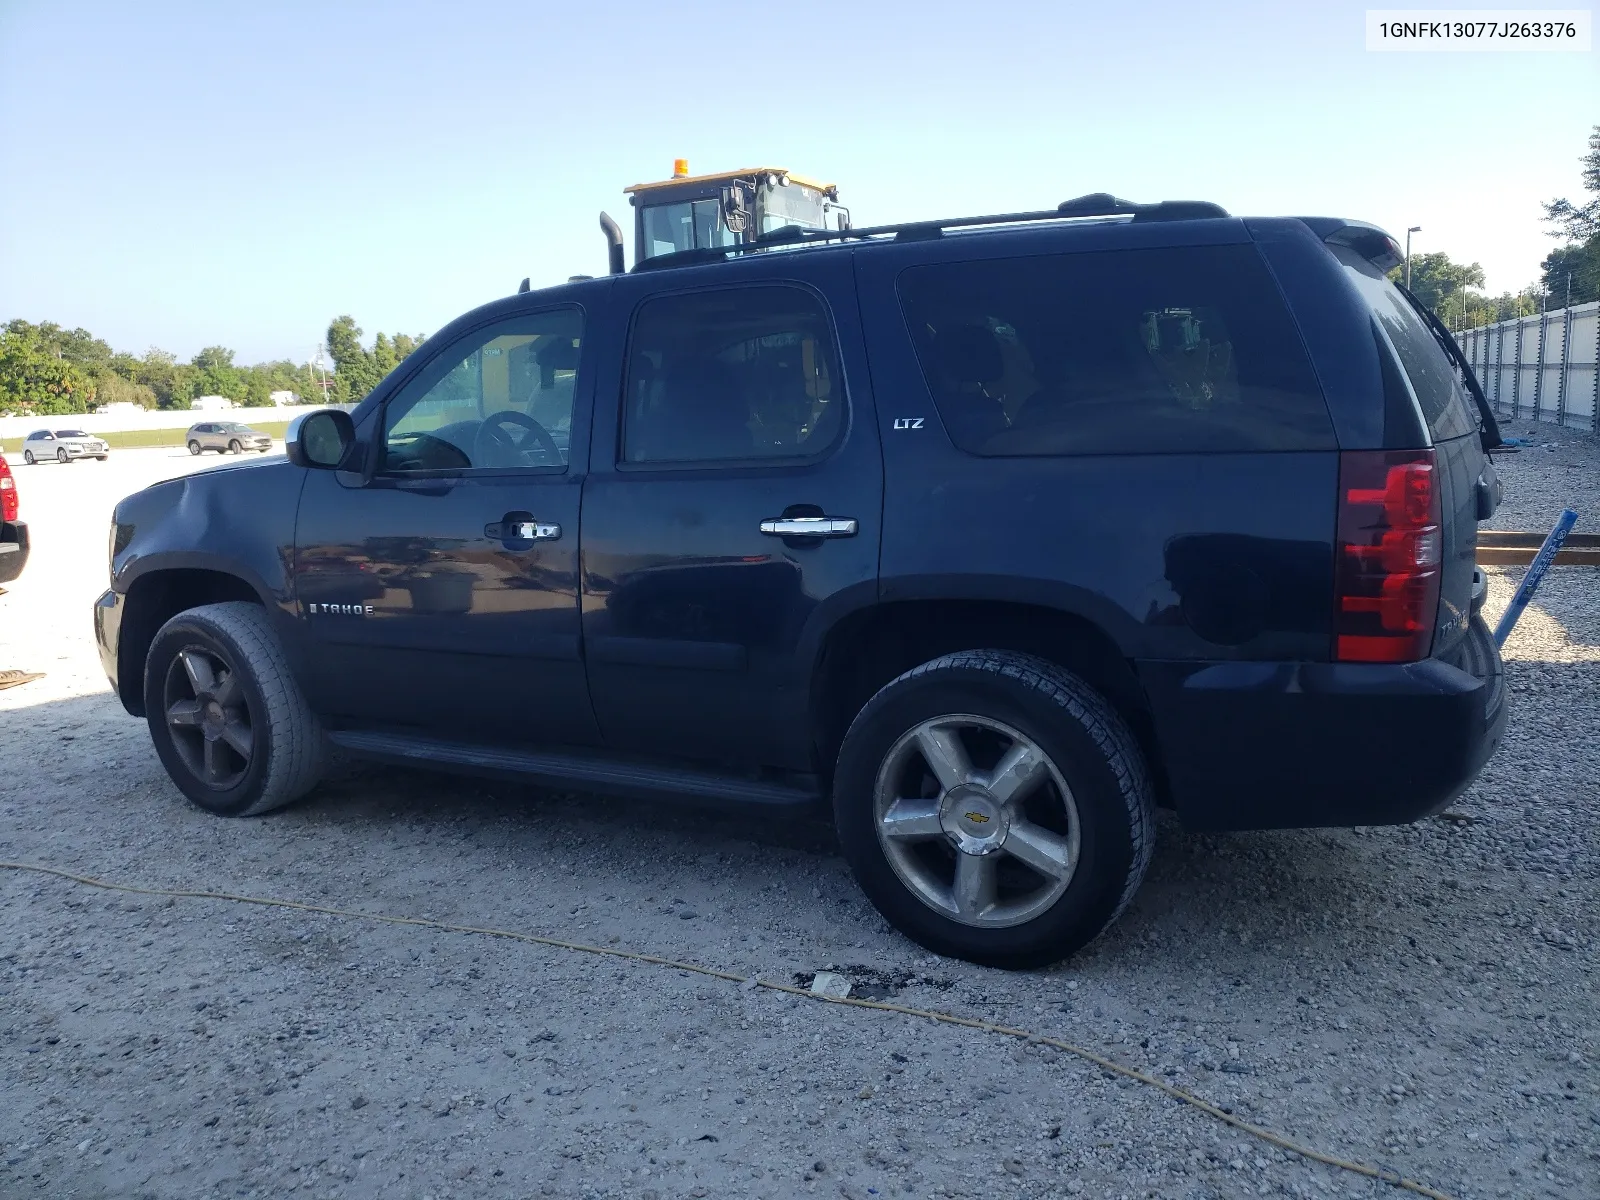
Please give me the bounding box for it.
[326,730,824,815]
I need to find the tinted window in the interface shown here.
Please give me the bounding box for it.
[1332,246,1477,442]
[382,309,581,473]
[897,245,1334,456]
[622,285,843,464]
[56,429,88,437]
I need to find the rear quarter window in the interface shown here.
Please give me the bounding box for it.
[1330,245,1478,443]
[896,244,1335,456]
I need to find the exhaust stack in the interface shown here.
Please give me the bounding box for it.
[599,212,625,275]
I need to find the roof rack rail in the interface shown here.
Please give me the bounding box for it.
[630,195,1230,273]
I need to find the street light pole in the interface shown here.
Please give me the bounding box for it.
[1405,225,1421,291]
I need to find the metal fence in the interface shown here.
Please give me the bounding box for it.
[1453,301,1600,430]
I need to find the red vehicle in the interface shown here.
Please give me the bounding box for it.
[0,453,28,584]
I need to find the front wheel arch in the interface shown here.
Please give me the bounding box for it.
[116,569,268,717]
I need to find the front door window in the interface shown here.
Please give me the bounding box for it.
[382,309,582,473]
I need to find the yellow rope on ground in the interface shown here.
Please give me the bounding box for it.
[0,860,1453,1199]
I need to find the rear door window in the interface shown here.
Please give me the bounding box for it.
[621,284,844,465]
[1331,246,1478,442]
[896,244,1334,456]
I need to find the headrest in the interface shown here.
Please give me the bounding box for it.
[937,324,1004,385]
[536,338,581,372]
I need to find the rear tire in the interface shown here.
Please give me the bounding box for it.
[833,650,1155,969]
[188,441,201,456]
[144,602,326,817]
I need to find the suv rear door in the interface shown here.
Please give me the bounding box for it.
[579,253,882,771]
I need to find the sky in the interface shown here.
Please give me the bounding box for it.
[0,0,1595,365]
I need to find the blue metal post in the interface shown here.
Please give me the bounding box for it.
[1493,508,1581,647]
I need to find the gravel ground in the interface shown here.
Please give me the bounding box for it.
[0,442,1596,1200]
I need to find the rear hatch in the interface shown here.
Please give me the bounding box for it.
[1329,247,1490,661]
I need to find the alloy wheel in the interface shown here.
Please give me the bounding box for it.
[873,714,1081,928]
[163,647,254,790]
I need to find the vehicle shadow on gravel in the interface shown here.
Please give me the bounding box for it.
[9,682,1575,971]
[307,753,843,855]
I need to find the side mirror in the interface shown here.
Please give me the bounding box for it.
[286,409,356,470]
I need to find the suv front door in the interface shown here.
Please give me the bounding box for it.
[581,257,882,770]
[292,303,599,747]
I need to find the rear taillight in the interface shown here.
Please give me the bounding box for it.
[1333,449,1441,663]
[0,459,16,523]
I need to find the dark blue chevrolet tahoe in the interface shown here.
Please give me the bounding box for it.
[94,196,1508,968]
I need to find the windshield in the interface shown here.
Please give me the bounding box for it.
[758,182,828,235]
[640,200,738,259]
[55,429,89,437]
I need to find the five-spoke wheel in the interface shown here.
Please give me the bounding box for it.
[875,715,1080,928]
[834,650,1155,969]
[163,647,254,790]
[145,602,325,816]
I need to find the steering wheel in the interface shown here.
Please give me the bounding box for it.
[473,410,561,467]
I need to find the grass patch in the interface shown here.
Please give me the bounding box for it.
[2,420,294,455]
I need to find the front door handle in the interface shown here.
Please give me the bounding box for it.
[485,515,561,542]
[759,517,858,538]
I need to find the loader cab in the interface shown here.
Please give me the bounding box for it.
[625,161,848,266]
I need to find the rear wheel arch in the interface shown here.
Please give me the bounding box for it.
[118,569,266,716]
[810,599,1158,788]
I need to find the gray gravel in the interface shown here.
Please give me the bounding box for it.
[1,444,1597,1200]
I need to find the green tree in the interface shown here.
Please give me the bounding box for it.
[1539,234,1600,307]
[0,324,93,414]
[1391,251,1485,317]
[191,345,243,404]
[1542,125,1600,243]
[93,371,156,409]
[1535,125,1600,308]
[325,315,418,405]
[192,346,235,371]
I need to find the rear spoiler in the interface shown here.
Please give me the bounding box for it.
[1296,217,1404,272]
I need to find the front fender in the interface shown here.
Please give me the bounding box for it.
[111,462,306,614]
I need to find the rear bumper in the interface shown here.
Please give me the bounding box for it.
[0,520,29,584]
[1138,617,1507,830]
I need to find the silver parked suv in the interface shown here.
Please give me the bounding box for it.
[186,422,274,455]
[22,428,110,464]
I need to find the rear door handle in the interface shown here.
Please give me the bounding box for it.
[759,517,858,538]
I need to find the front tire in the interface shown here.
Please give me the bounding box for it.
[144,602,326,816]
[188,441,202,456]
[23,450,34,465]
[833,651,1155,969]
[228,440,241,453]
[56,449,68,464]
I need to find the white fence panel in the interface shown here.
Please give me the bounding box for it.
[1455,301,1599,431]
[0,402,352,441]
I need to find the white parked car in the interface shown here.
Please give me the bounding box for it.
[22,428,110,464]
